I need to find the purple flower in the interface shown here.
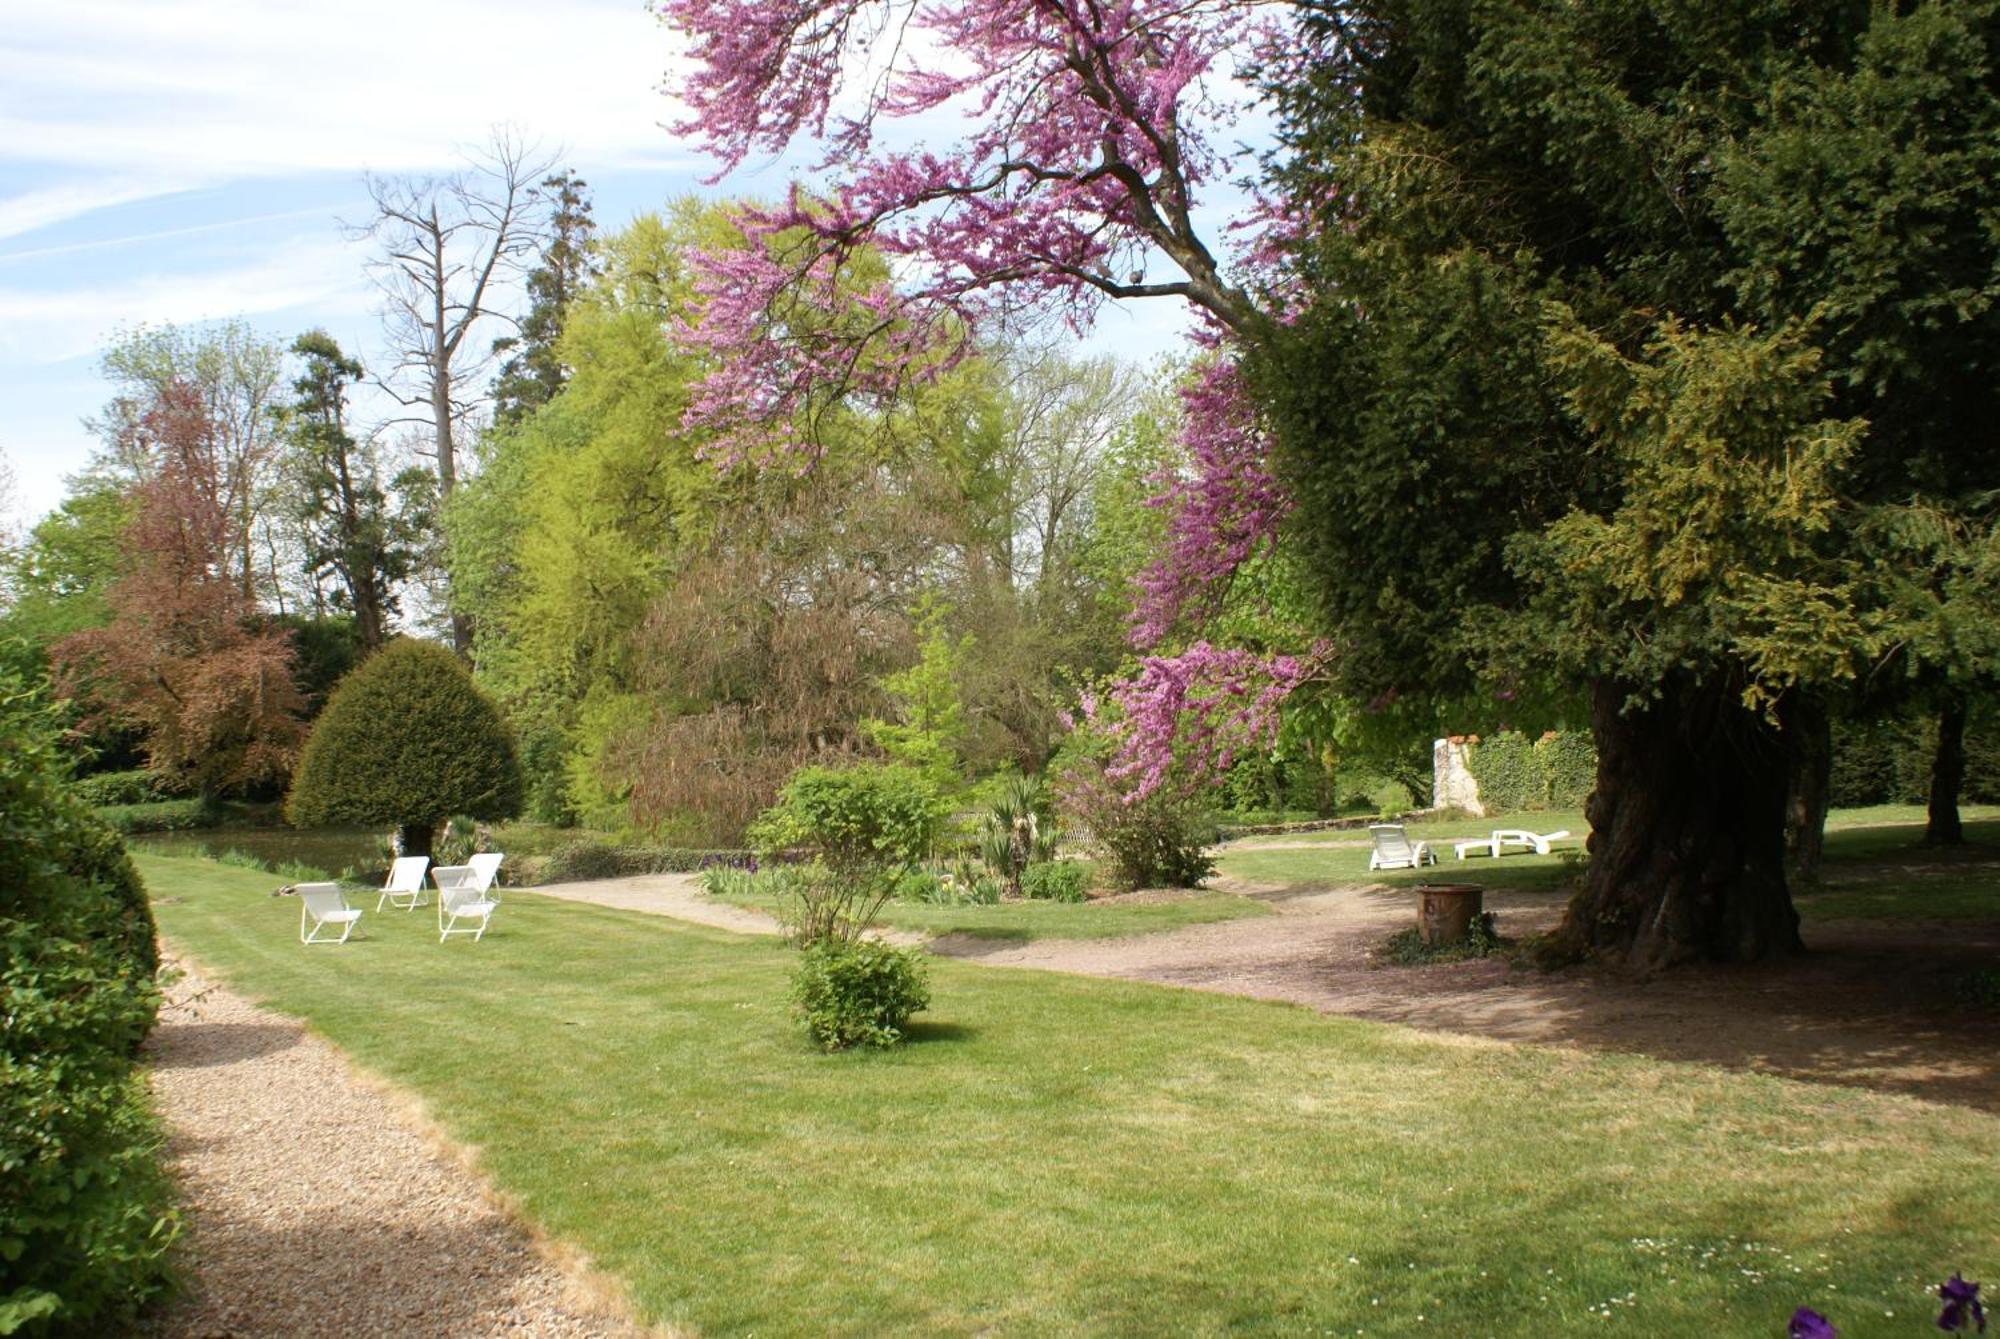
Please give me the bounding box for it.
[1938,1273,1987,1333]
[1789,1306,1838,1339]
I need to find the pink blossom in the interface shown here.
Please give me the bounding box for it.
[1128,357,1289,648]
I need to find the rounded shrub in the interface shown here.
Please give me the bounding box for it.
[286,639,523,858]
[790,940,932,1051]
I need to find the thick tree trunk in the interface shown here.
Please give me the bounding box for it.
[397,821,435,861]
[1926,694,1967,846]
[1781,693,1832,883]
[1558,678,1802,969]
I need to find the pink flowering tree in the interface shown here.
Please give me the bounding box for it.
[657,0,1329,799]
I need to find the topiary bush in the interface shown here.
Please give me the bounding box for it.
[286,638,523,859]
[1020,859,1091,903]
[1,652,177,1333]
[790,939,932,1051]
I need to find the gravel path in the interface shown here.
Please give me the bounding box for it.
[142,958,644,1339]
[531,873,781,936]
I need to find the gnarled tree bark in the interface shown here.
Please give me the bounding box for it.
[1558,677,1802,969]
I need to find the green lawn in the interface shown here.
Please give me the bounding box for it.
[142,852,2000,1337]
[706,881,1272,941]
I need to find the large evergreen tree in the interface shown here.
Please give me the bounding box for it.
[1258,0,2000,966]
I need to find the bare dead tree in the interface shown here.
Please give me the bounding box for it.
[349,129,554,495]
[347,129,554,650]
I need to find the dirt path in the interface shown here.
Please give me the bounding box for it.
[142,958,642,1338]
[533,873,782,936]
[531,874,926,946]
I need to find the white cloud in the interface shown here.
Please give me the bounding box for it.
[0,232,371,365]
[0,0,695,186]
[0,178,196,243]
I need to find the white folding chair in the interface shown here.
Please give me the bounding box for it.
[298,882,363,945]
[434,865,497,942]
[467,851,504,902]
[377,855,432,911]
[1367,823,1437,871]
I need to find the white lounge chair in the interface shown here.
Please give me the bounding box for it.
[434,865,497,942]
[467,851,504,902]
[298,882,363,945]
[377,855,432,911]
[1493,828,1571,856]
[1367,824,1436,871]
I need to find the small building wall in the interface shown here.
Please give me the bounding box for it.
[1432,737,1485,817]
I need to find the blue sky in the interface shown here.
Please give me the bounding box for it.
[0,0,1200,529]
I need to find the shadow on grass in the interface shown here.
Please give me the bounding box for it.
[902,1020,979,1044]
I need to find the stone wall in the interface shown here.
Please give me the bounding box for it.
[1432,737,1484,817]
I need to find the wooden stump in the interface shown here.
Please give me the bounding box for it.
[1416,884,1483,946]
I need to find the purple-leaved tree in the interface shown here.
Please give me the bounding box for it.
[655,0,1321,792]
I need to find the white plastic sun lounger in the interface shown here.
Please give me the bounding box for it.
[1367,824,1436,871]
[1493,828,1570,856]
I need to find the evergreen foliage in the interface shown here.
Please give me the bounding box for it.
[286,638,523,854]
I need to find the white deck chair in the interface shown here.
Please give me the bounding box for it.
[298,882,363,945]
[377,855,432,911]
[1493,828,1571,856]
[434,865,497,942]
[1367,823,1437,871]
[467,852,504,902]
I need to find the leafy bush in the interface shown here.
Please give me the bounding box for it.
[287,638,523,858]
[790,939,932,1051]
[977,774,1058,896]
[750,764,947,874]
[89,797,217,835]
[68,769,183,807]
[1,652,177,1332]
[750,764,948,944]
[1053,715,1217,892]
[1020,860,1090,903]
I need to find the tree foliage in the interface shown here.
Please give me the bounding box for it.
[286,637,522,856]
[50,382,306,796]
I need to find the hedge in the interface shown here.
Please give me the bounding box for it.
[68,769,184,808]
[1,658,177,1334]
[1464,730,1595,813]
[89,798,218,835]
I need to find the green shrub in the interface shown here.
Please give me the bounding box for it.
[1054,726,1216,892]
[0,651,177,1331]
[68,769,182,807]
[287,638,523,859]
[750,764,948,944]
[1020,860,1090,903]
[790,939,932,1051]
[90,797,217,835]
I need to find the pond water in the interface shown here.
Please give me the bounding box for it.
[129,826,388,878]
